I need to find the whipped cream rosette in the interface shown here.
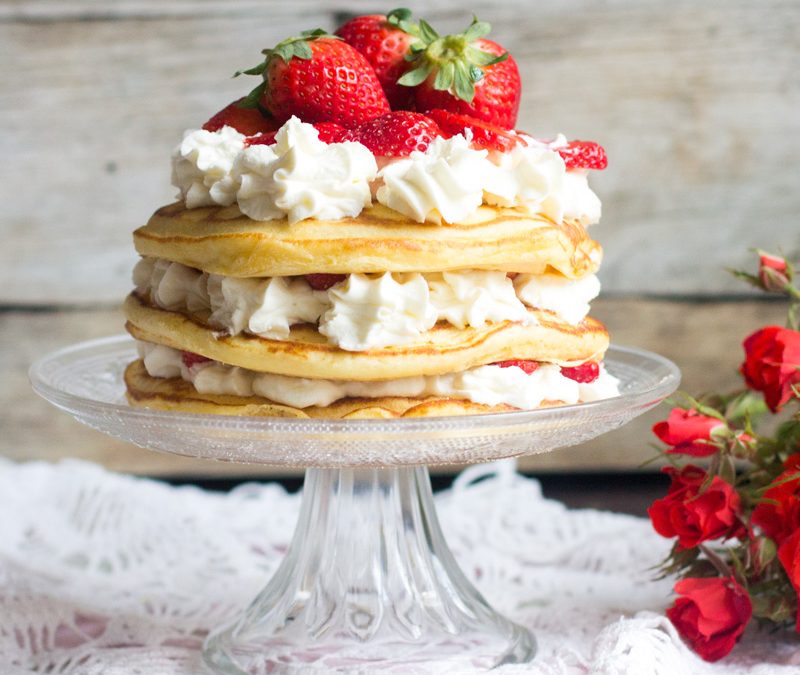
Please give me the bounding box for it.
[125,24,618,418]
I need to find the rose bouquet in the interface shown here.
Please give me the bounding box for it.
[648,251,800,661]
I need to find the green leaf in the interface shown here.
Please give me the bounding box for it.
[233,61,267,78]
[469,65,485,84]
[418,18,439,44]
[466,45,506,67]
[462,17,491,43]
[433,61,455,92]
[452,59,475,102]
[397,62,433,87]
[239,81,267,109]
[387,7,412,23]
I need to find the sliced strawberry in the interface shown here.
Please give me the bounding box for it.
[494,359,540,375]
[202,99,279,136]
[560,362,600,383]
[181,351,212,369]
[244,132,278,147]
[557,141,608,170]
[426,109,520,152]
[244,122,351,147]
[305,273,347,290]
[350,111,442,157]
[335,10,419,110]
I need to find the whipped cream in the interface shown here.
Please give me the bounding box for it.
[318,273,438,351]
[376,134,490,224]
[514,273,600,325]
[235,117,378,224]
[428,271,532,329]
[170,119,601,226]
[207,274,327,339]
[135,259,600,347]
[483,139,566,223]
[562,170,602,225]
[137,341,620,410]
[171,126,246,208]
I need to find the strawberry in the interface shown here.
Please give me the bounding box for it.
[236,30,390,128]
[181,351,212,369]
[399,17,521,129]
[350,111,442,157]
[556,141,608,170]
[305,274,347,290]
[335,9,419,110]
[426,109,520,152]
[244,122,351,147]
[560,361,600,383]
[202,98,280,136]
[494,360,540,375]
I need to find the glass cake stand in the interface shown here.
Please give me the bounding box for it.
[30,335,679,673]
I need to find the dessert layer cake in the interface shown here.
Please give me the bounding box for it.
[124,11,619,418]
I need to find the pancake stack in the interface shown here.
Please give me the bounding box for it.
[124,15,619,419]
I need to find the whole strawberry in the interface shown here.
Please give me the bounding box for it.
[350,111,442,157]
[335,9,419,110]
[399,16,521,128]
[237,30,390,128]
[202,98,279,136]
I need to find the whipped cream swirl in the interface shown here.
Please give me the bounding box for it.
[171,126,246,208]
[235,117,378,224]
[318,273,438,351]
[376,134,490,224]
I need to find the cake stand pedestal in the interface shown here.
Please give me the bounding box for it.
[30,336,679,674]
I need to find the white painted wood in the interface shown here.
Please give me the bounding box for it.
[1,0,798,304]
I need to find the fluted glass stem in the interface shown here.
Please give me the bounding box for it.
[203,467,535,673]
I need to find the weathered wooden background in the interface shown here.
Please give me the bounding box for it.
[2,0,799,475]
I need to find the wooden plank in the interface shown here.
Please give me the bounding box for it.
[1,1,799,304]
[2,298,788,477]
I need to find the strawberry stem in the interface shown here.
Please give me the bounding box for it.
[397,15,508,102]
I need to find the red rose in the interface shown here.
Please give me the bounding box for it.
[777,530,800,632]
[653,408,725,457]
[667,576,752,661]
[752,461,800,545]
[740,326,800,412]
[648,466,743,549]
[758,252,790,292]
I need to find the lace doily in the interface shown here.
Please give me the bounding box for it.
[0,458,798,674]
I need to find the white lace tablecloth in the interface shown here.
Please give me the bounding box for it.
[1,458,799,674]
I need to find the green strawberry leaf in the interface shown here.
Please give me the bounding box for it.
[233,61,268,78]
[453,60,475,102]
[238,81,267,109]
[398,62,433,86]
[462,17,491,43]
[418,18,439,44]
[434,61,455,91]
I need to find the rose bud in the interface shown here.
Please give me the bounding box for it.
[653,408,725,457]
[667,576,752,661]
[740,326,800,412]
[758,252,790,293]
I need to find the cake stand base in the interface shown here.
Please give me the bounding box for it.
[202,467,535,673]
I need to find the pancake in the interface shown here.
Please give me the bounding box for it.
[134,202,602,279]
[123,359,559,419]
[124,292,610,381]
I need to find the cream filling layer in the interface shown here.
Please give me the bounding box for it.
[171,118,601,226]
[137,341,620,410]
[134,258,601,352]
